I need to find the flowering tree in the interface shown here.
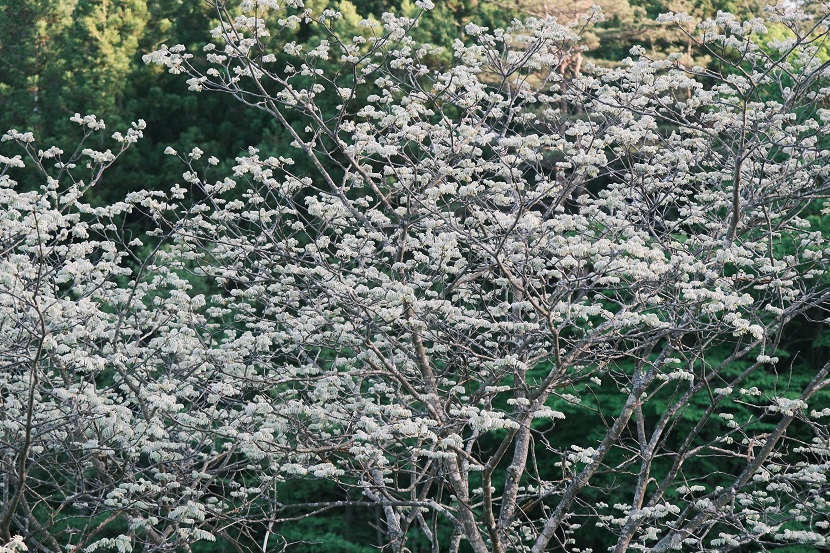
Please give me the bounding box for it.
[3,1,830,552]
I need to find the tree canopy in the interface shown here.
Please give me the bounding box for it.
[2,1,830,553]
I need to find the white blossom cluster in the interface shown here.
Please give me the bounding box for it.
[4,2,830,553]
